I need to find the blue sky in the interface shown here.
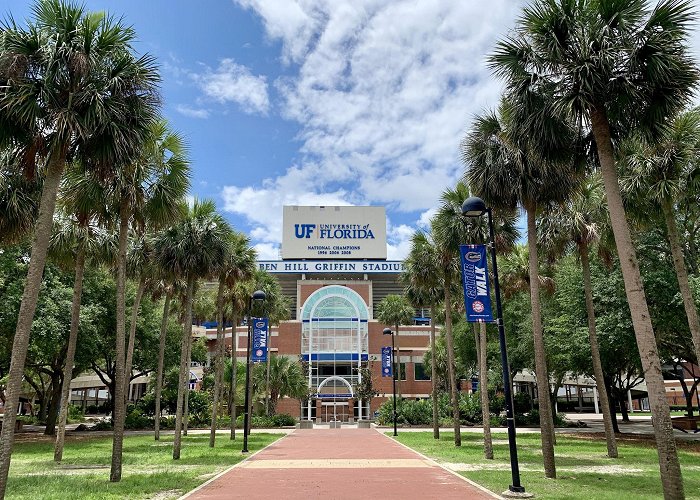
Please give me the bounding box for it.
[5,1,700,260]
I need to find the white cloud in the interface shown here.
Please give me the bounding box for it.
[193,58,270,115]
[253,242,281,260]
[175,104,210,119]
[227,0,525,251]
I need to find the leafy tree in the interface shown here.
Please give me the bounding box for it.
[490,1,699,494]
[0,1,160,488]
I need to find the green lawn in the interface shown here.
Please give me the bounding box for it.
[7,432,282,500]
[393,432,700,500]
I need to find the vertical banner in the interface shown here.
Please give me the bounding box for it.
[251,317,268,362]
[381,346,393,377]
[459,244,494,323]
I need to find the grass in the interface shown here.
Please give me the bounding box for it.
[393,431,700,500]
[7,431,282,500]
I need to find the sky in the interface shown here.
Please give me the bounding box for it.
[5,0,700,260]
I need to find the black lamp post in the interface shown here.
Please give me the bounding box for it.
[382,327,398,437]
[242,289,266,453]
[461,196,525,495]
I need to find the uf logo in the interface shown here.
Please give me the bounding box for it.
[294,224,315,238]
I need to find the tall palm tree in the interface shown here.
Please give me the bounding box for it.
[490,2,698,495]
[210,231,256,446]
[463,95,577,478]
[620,108,700,370]
[153,199,231,460]
[431,181,518,447]
[375,295,414,399]
[51,161,113,462]
[401,231,443,439]
[0,1,159,490]
[252,355,307,414]
[539,175,618,458]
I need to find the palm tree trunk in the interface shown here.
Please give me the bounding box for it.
[54,245,86,462]
[443,275,462,446]
[590,104,683,499]
[154,290,172,441]
[110,198,130,482]
[395,323,402,399]
[230,313,238,440]
[173,277,195,459]
[662,198,700,368]
[183,329,192,436]
[265,350,271,416]
[525,204,556,478]
[0,151,65,497]
[479,322,493,459]
[579,241,618,458]
[430,305,439,439]
[210,280,226,447]
[124,276,147,406]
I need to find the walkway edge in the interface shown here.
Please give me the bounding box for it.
[376,429,503,500]
[178,431,294,500]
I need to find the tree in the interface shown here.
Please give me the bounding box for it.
[252,355,307,415]
[51,160,112,461]
[463,92,577,477]
[210,231,256,446]
[0,1,159,490]
[153,199,230,460]
[490,1,699,494]
[539,175,618,458]
[619,108,700,369]
[0,152,41,245]
[375,295,414,399]
[402,231,444,439]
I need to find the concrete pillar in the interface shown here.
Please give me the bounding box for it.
[627,390,634,413]
[593,386,600,414]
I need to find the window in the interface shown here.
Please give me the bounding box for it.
[393,362,407,381]
[414,363,430,381]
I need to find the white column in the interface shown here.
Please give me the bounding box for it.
[593,386,600,414]
[627,390,634,413]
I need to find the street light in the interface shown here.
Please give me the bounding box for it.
[382,327,398,437]
[242,289,266,453]
[461,196,526,495]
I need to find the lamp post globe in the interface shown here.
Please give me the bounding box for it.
[461,196,487,217]
[242,289,266,453]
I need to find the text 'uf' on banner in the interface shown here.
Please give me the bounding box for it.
[251,317,268,362]
[459,244,494,323]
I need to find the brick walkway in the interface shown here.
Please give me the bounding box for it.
[184,428,498,500]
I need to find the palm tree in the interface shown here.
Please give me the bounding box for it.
[375,295,414,399]
[490,2,698,494]
[619,108,700,370]
[401,231,443,439]
[0,152,41,245]
[153,199,231,460]
[252,355,307,414]
[0,1,159,489]
[539,175,618,458]
[51,160,113,462]
[210,231,256,446]
[463,95,577,478]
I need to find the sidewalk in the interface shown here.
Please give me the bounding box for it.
[182,428,500,500]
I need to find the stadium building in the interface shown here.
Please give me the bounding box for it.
[206,205,433,421]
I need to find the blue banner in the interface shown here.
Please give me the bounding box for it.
[381,346,393,377]
[251,317,268,362]
[459,244,494,323]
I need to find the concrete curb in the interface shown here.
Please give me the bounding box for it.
[178,430,294,500]
[375,429,503,500]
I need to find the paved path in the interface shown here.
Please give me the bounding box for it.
[184,429,499,500]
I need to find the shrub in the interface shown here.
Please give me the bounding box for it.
[458,394,481,424]
[513,392,533,414]
[93,419,113,431]
[125,408,153,430]
[271,414,296,427]
[67,404,85,424]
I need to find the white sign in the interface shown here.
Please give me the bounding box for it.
[257,260,405,274]
[282,206,387,259]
